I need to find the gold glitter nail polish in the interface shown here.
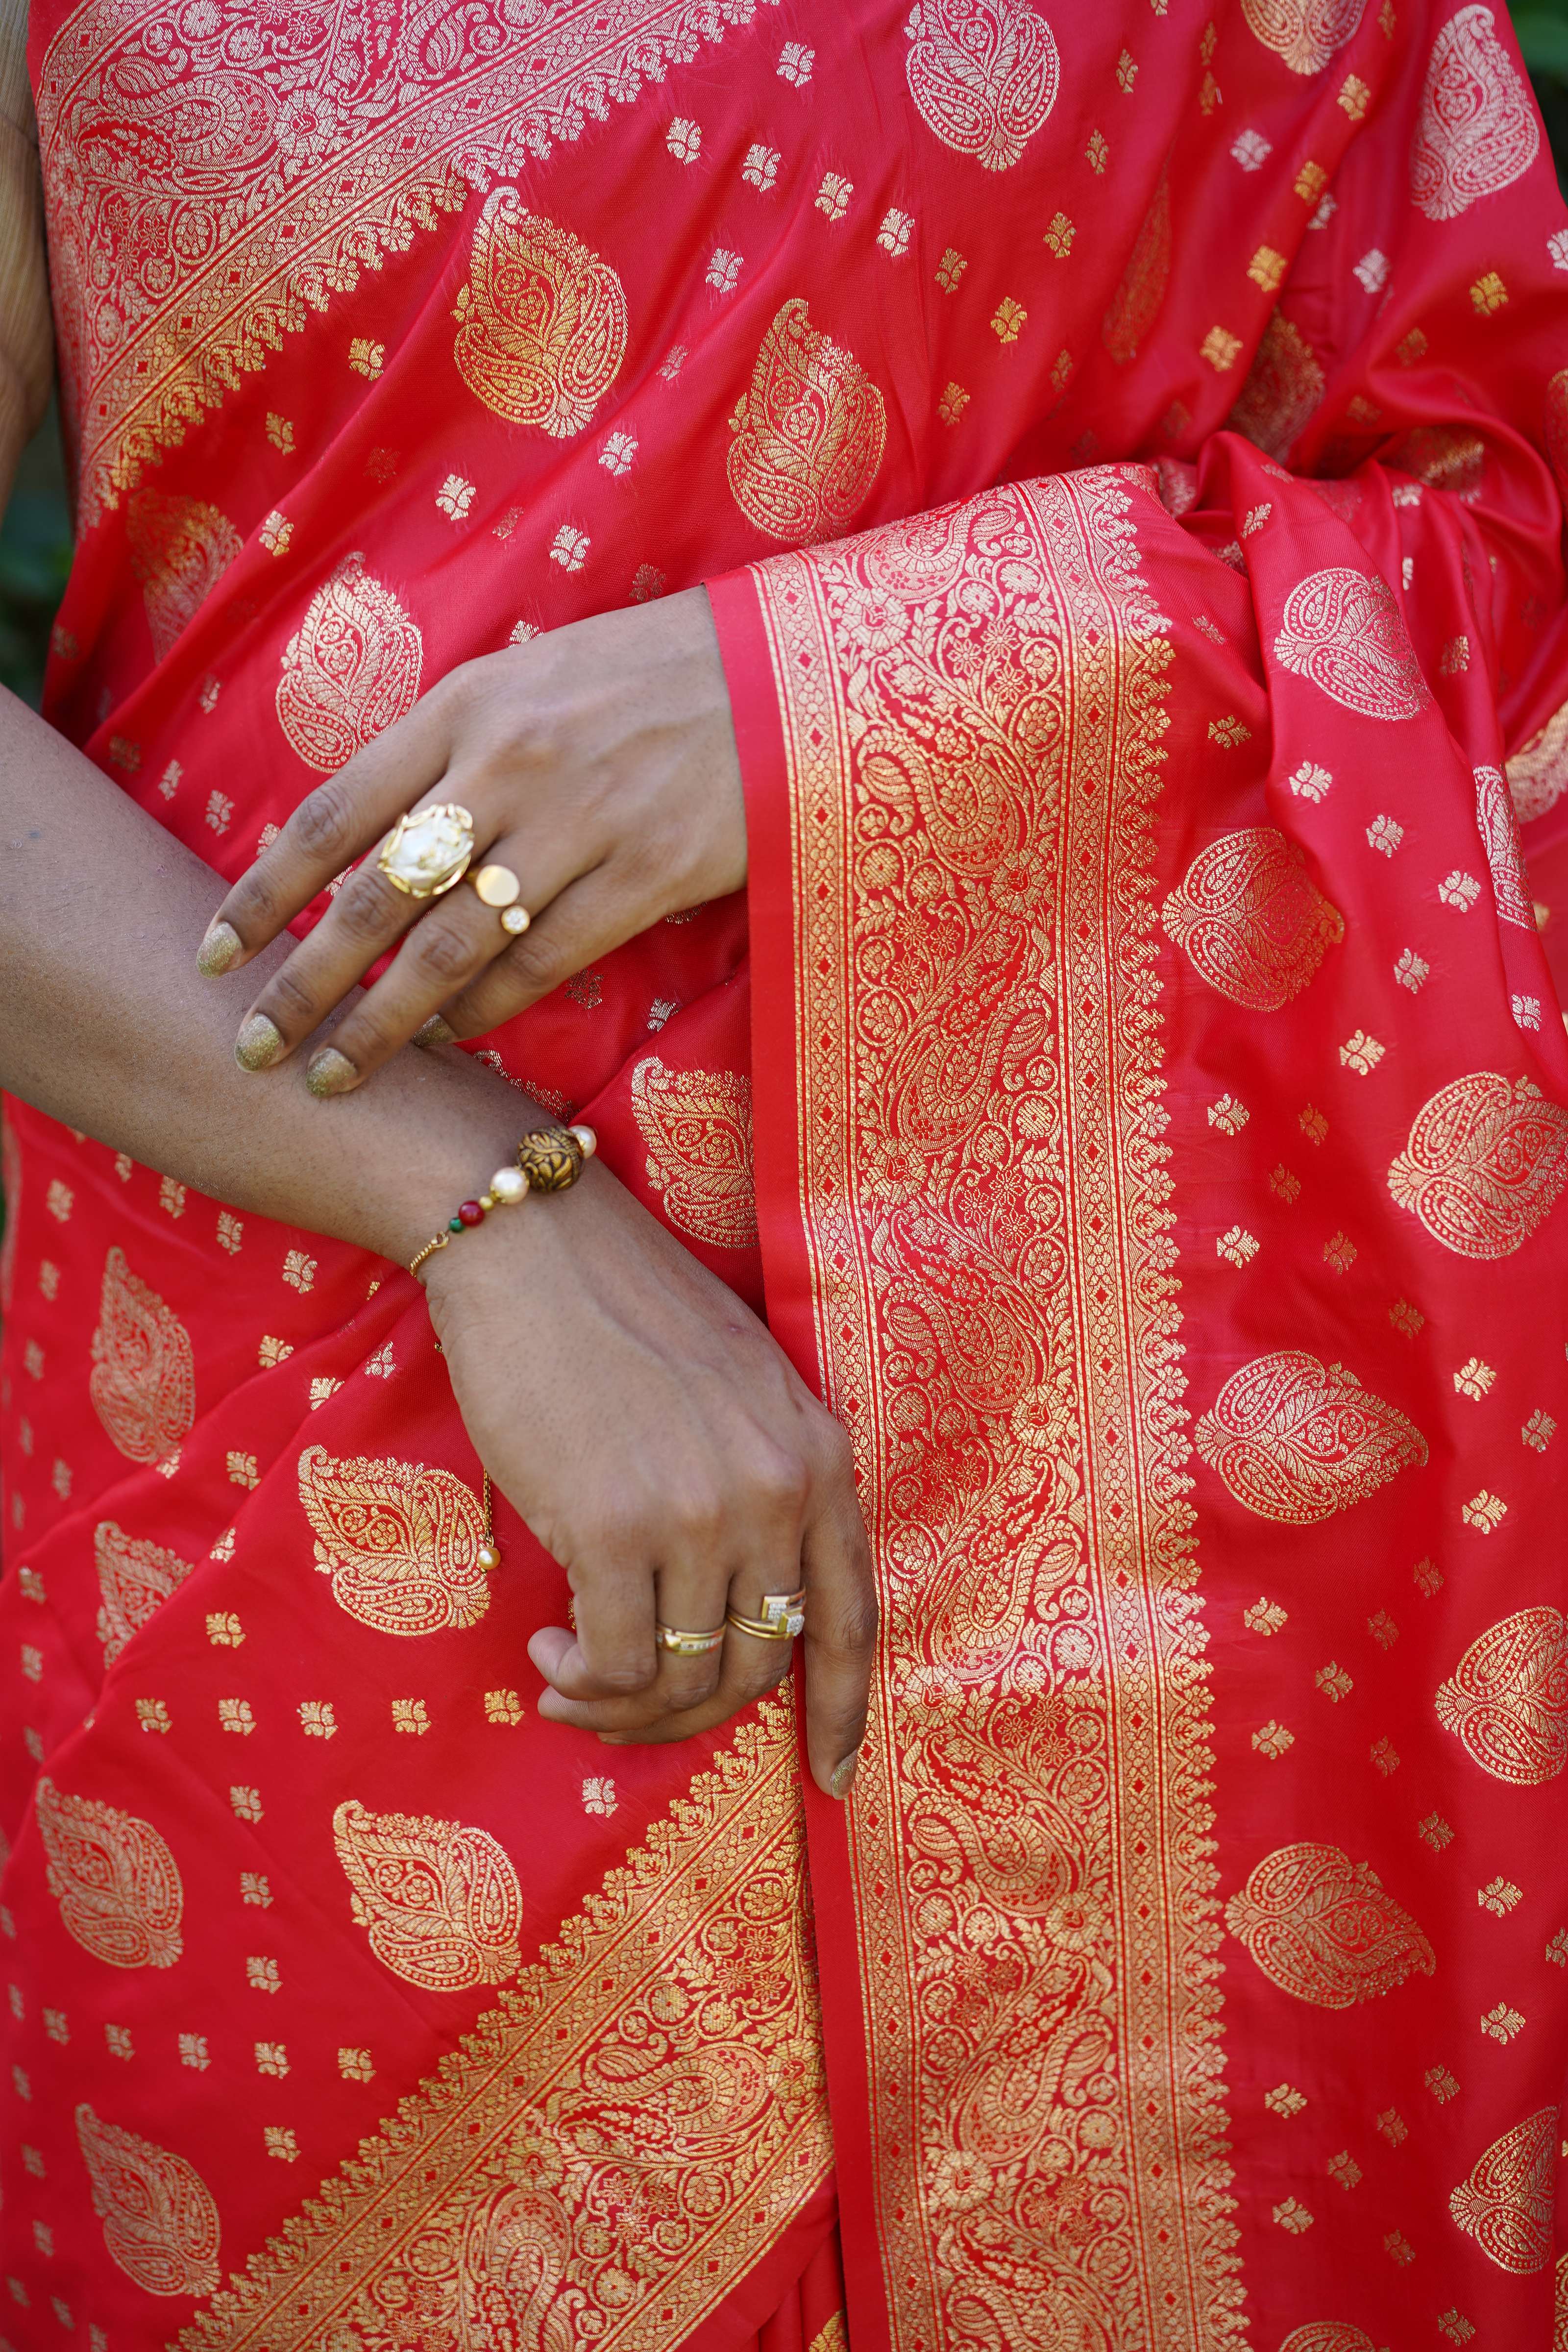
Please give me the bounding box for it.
[234,1014,284,1071]
[197,920,242,977]
[413,1014,455,1049]
[829,1751,859,1801]
[307,1047,358,1098]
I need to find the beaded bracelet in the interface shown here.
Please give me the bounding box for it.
[409,1123,597,1277]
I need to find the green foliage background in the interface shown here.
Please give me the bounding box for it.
[0,3,1563,708]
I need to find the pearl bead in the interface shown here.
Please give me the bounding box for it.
[490,1167,528,1203]
[569,1124,598,1159]
[477,1545,499,1570]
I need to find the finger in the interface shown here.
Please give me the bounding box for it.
[231,850,443,1071]
[530,1556,659,1704]
[440,865,634,1036]
[537,1558,796,1738]
[298,880,521,1095]
[198,698,456,974]
[796,1441,877,1798]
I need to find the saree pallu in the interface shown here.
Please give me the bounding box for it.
[4,0,1568,2345]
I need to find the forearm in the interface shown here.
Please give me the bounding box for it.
[0,686,550,1265]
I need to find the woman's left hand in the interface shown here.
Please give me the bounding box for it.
[199,586,746,1093]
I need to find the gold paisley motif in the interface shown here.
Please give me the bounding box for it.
[1240,0,1365,72]
[1410,4,1540,222]
[77,2105,220,2295]
[1195,1350,1427,1524]
[1507,696,1568,824]
[903,0,1060,171]
[126,490,243,661]
[1434,1607,1568,1785]
[1102,176,1172,366]
[276,553,424,775]
[1160,828,1344,1010]
[808,2319,849,2352]
[629,1056,758,1249]
[1474,762,1533,927]
[1279,2330,1377,2352]
[89,1246,194,1470]
[297,1443,490,1636]
[1225,1843,1436,2008]
[453,190,627,436]
[1229,312,1325,461]
[332,1797,523,1990]
[1387,1071,1568,1260]
[1556,2250,1568,2350]
[178,1705,829,2352]
[94,1519,194,1664]
[1389,421,1487,500]
[37,1776,183,1969]
[1273,568,1429,721]
[727,299,886,548]
[1449,2108,1556,2275]
[1547,369,1568,503]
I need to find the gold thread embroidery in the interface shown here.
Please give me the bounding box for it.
[808,2317,849,2352]
[1507,695,1568,824]
[453,192,627,434]
[36,1776,183,1969]
[750,470,1241,2344]
[1389,422,1487,499]
[727,299,886,547]
[1161,827,1344,1010]
[1240,0,1366,74]
[276,554,424,775]
[89,1246,194,1469]
[126,491,243,662]
[94,1519,194,1663]
[630,1056,759,1248]
[1272,568,1430,721]
[1434,1607,1568,1784]
[1410,4,1540,222]
[181,1703,830,2351]
[1449,2107,1556,2274]
[1225,1843,1436,2008]
[1102,174,1171,366]
[1195,1350,1427,1524]
[1473,761,1533,927]
[76,2104,220,2295]
[1386,1071,1568,1260]
[333,1797,523,1989]
[39,0,774,522]
[902,0,1060,172]
[1229,313,1325,460]
[297,1443,491,1636]
[1278,2328,1378,2352]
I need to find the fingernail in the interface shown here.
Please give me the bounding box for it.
[306,1047,358,1098]
[413,1014,455,1049]
[829,1750,859,1801]
[197,920,241,977]
[234,1013,284,1071]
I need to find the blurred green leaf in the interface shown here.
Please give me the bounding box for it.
[1515,9,1568,75]
[0,404,72,709]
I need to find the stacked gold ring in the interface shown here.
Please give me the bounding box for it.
[725,1590,806,1642]
[655,1622,726,1657]
[472,861,531,936]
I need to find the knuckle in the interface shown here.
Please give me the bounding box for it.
[747,1446,811,1522]
[498,931,562,998]
[334,872,400,946]
[584,1655,658,1696]
[264,961,325,1028]
[829,1592,881,1655]
[291,782,357,863]
[409,915,483,987]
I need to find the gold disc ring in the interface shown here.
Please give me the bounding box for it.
[472,863,531,935]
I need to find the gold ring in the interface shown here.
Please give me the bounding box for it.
[473,863,531,936]
[655,1621,726,1657]
[378,803,475,899]
[725,1590,806,1642]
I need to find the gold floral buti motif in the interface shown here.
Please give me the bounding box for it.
[1225,1842,1436,2009]
[332,1797,524,1990]
[1239,0,1367,75]
[1410,2,1540,222]
[1161,827,1344,1011]
[903,0,1060,171]
[297,1443,491,1635]
[630,1056,759,1249]
[727,299,886,547]
[37,1776,184,1969]
[1434,1607,1568,1784]
[89,1246,194,1469]
[276,553,424,775]
[1229,313,1325,461]
[1387,1070,1568,1259]
[453,191,628,436]
[1449,2108,1557,2275]
[1194,1349,1427,1524]
[1272,567,1430,721]
[125,490,242,662]
[76,2105,220,2296]
[94,1519,194,1663]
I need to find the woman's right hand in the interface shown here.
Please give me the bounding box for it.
[423,1161,877,1799]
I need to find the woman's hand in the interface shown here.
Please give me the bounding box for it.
[424,1168,876,1798]
[200,587,745,1094]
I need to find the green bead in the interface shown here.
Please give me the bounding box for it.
[447,1216,465,1234]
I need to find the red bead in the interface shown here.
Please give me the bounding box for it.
[456,1200,486,1227]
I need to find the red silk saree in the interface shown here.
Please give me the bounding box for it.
[5,0,1568,2345]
